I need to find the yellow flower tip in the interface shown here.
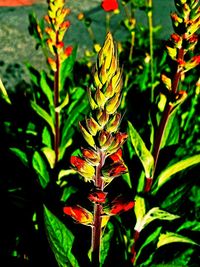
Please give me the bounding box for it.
[94,43,101,53]
[77,12,84,20]
[113,8,120,14]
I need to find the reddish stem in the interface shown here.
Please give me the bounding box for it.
[54,34,60,165]
[150,48,184,185]
[91,150,105,266]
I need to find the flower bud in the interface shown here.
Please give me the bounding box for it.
[106,112,121,132]
[79,122,96,148]
[86,117,100,136]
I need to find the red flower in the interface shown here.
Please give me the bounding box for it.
[104,196,135,215]
[65,46,73,56]
[101,0,118,12]
[63,205,93,225]
[88,190,107,203]
[109,148,122,162]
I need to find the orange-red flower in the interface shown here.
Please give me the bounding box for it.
[65,46,73,56]
[101,0,118,12]
[63,205,93,225]
[70,156,95,181]
[103,196,135,215]
[102,161,127,179]
[88,190,107,204]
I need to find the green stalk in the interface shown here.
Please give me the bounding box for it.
[54,33,60,165]
[91,150,105,266]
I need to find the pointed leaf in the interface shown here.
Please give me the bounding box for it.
[41,147,56,169]
[40,71,54,106]
[32,151,50,188]
[157,232,199,248]
[42,127,52,147]
[135,226,162,264]
[31,101,55,135]
[0,78,11,104]
[9,148,28,167]
[60,46,77,90]
[155,154,200,191]
[60,98,89,159]
[100,222,114,266]
[128,121,154,178]
[44,205,79,267]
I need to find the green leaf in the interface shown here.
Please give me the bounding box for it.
[160,111,179,149]
[0,78,11,104]
[59,96,89,160]
[157,232,199,248]
[31,101,55,135]
[61,186,78,202]
[135,226,162,265]
[60,46,77,90]
[32,151,50,188]
[135,206,179,232]
[177,220,200,233]
[134,195,146,232]
[55,93,69,113]
[128,121,154,178]
[100,222,114,266]
[26,64,40,86]
[40,70,54,107]
[9,148,29,167]
[42,127,52,147]
[43,205,79,267]
[153,154,200,192]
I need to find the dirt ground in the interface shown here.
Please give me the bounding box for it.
[0,0,174,91]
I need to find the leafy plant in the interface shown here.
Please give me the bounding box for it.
[0,0,200,266]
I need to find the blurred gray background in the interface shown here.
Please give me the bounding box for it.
[0,0,175,90]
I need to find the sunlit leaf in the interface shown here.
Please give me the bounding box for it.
[128,121,154,178]
[160,111,179,148]
[134,195,146,232]
[42,126,52,147]
[55,93,69,113]
[61,186,78,202]
[31,101,55,135]
[157,232,199,248]
[135,206,179,232]
[41,147,55,169]
[154,154,200,192]
[32,151,50,188]
[0,78,11,104]
[9,148,29,167]
[44,205,79,267]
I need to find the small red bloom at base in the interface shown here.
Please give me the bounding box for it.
[101,0,118,12]
[65,46,73,57]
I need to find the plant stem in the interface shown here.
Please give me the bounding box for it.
[152,48,184,176]
[54,33,60,166]
[91,150,104,266]
[147,0,154,103]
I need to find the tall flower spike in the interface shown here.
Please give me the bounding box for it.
[68,32,131,266]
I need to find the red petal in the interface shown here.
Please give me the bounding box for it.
[101,0,118,12]
[109,148,122,162]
